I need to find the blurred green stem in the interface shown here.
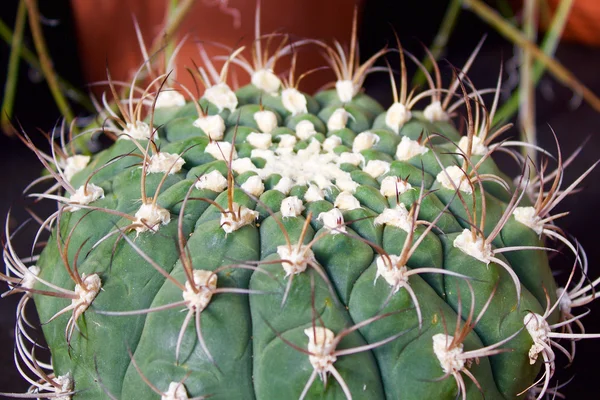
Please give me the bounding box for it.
[24,0,81,145]
[0,18,93,112]
[463,0,600,113]
[1,0,27,136]
[519,0,537,165]
[494,0,574,124]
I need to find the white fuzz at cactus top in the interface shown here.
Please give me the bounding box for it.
[281,88,308,116]
[241,136,363,193]
[334,191,361,211]
[395,136,429,161]
[203,82,238,112]
[327,108,351,131]
[193,114,225,140]
[374,204,413,232]
[145,152,185,175]
[183,270,217,313]
[436,165,473,194]
[68,184,105,212]
[353,131,379,153]
[195,170,228,192]
[253,110,278,134]
[338,152,364,166]
[280,196,305,218]
[380,176,413,197]
[524,312,550,364]
[305,327,337,374]
[432,334,466,374]
[161,382,189,400]
[304,184,325,202]
[120,121,152,141]
[154,90,186,109]
[295,120,318,140]
[375,255,409,292]
[251,69,282,95]
[277,244,314,276]
[322,135,342,152]
[62,155,91,182]
[317,208,346,234]
[205,141,237,161]
[423,100,449,122]
[458,135,488,156]
[385,102,412,134]
[363,160,390,178]
[453,229,492,264]
[513,206,544,235]
[220,202,259,234]
[246,132,273,149]
[336,79,358,103]
[277,134,297,149]
[134,203,171,233]
[73,274,101,315]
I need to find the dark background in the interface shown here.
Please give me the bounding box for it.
[1,0,600,398]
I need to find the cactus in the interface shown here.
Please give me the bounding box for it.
[3,5,600,400]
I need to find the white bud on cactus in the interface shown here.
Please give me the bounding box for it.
[395,136,428,161]
[385,102,412,134]
[154,90,186,109]
[203,83,238,112]
[120,121,152,140]
[335,79,357,103]
[241,175,265,197]
[327,108,350,131]
[195,170,228,192]
[254,110,278,133]
[423,100,449,122]
[353,131,379,153]
[281,88,308,116]
[251,69,281,94]
[193,115,225,140]
[280,196,305,218]
[69,184,105,212]
[145,152,185,175]
[247,132,273,149]
[295,120,317,140]
[205,141,237,161]
[62,155,90,182]
[436,166,472,194]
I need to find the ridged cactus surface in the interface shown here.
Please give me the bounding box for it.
[2,8,599,400]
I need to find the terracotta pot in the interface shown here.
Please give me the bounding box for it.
[546,0,600,46]
[70,0,359,94]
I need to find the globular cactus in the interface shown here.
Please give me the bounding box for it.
[3,5,600,400]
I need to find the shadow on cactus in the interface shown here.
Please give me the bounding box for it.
[2,5,600,400]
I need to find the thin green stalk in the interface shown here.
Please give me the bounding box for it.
[23,0,86,150]
[0,17,93,111]
[463,0,600,113]
[412,0,462,87]
[149,0,195,58]
[519,0,537,165]
[1,0,27,136]
[163,0,180,71]
[494,0,574,124]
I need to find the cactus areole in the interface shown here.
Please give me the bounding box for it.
[3,6,600,400]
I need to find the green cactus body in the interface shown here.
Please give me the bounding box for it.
[22,80,561,400]
[4,10,596,400]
